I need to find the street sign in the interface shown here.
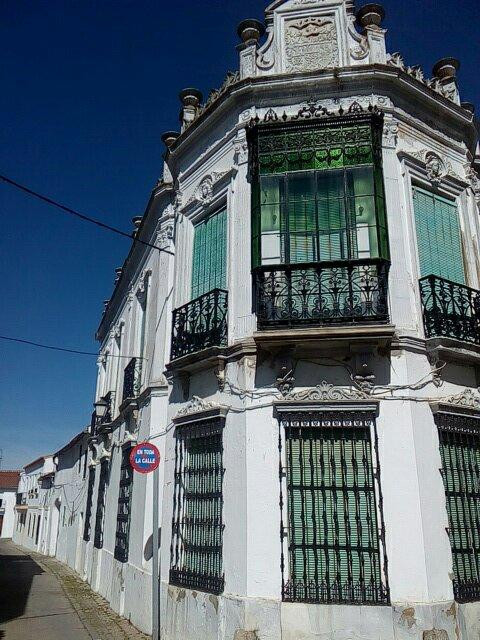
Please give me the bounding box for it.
[129,443,160,474]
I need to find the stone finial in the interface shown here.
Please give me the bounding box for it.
[132,216,142,229]
[461,102,475,115]
[161,131,180,150]
[237,18,265,45]
[356,3,385,29]
[179,88,203,108]
[432,57,460,80]
[179,88,203,131]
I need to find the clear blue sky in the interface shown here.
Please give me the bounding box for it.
[1,0,479,470]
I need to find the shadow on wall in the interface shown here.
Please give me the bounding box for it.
[0,549,44,625]
[144,528,162,562]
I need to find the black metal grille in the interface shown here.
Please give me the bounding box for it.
[280,411,389,605]
[94,460,109,549]
[122,358,142,402]
[170,289,228,360]
[83,467,95,542]
[114,447,134,563]
[170,419,225,594]
[420,275,480,345]
[437,413,480,603]
[255,259,389,329]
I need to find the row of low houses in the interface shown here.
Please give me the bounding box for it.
[11,1,480,639]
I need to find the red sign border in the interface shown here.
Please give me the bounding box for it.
[130,442,161,474]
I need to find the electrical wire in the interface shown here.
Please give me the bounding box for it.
[0,173,174,256]
[0,334,146,359]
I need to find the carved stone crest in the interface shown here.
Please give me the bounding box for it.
[425,152,446,185]
[284,17,339,73]
[186,171,229,208]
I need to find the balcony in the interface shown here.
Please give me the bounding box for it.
[254,259,390,330]
[122,358,142,402]
[420,275,480,350]
[170,289,228,362]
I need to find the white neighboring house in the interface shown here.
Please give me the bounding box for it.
[13,456,55,552]
[16,1,480,639]
[0,471,20,539]
[43,430,91,567]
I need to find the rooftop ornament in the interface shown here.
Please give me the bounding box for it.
[356,3,385,29]
[432,57,460,80]
[179,88,203,108]
[461,102,475,115]
[237,18,265,46]
[161,131,180,150]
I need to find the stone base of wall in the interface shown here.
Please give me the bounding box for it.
[161,584,480,640]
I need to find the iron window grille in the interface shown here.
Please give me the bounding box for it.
[279,410,390,605]
[83,467,96,542]
[436,413,480,603]
[114,447,134,563]
[170,418,225,594]
[170,288,228,361]
[122,358,142,402]
[94,460,109,549]
[420,275,480,346]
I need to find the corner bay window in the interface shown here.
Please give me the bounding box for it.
[280,410,389,605]
[251,116,390,327]
[170,419,224,594]
[436,413,480,603]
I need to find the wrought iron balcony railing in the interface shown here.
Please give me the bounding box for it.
[254,259,390,329]
[122,358,142,402]
[171,289,228,361]
[420,275,480,345]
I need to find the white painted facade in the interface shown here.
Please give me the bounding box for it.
[0,475,20,539]
[13,456,55,552]
[13,1,480,639]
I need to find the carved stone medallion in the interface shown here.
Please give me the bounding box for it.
[284,17,339,73]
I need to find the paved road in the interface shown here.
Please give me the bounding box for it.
[0,539,149,640]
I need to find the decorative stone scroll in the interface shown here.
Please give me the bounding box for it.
[442,388,480,410]
[285,17,339,73]
[176,396,220,418]
[285,381,370,402]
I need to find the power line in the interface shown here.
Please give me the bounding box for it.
[0,335,144,359]
[0,173,174,256]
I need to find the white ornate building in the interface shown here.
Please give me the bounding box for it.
[19,1,480,638]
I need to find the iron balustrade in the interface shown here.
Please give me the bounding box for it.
[419,275,480,346]
[170,289,228,361]
[122,358,142,402]
[254,259,390,329]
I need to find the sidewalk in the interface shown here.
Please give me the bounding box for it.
[0,539,149,640]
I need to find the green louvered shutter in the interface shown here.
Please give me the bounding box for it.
[192,209,227,298]
[413,187,465,284]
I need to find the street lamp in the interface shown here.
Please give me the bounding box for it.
[94,397,109,421]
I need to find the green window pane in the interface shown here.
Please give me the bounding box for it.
[254,123,389,267]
